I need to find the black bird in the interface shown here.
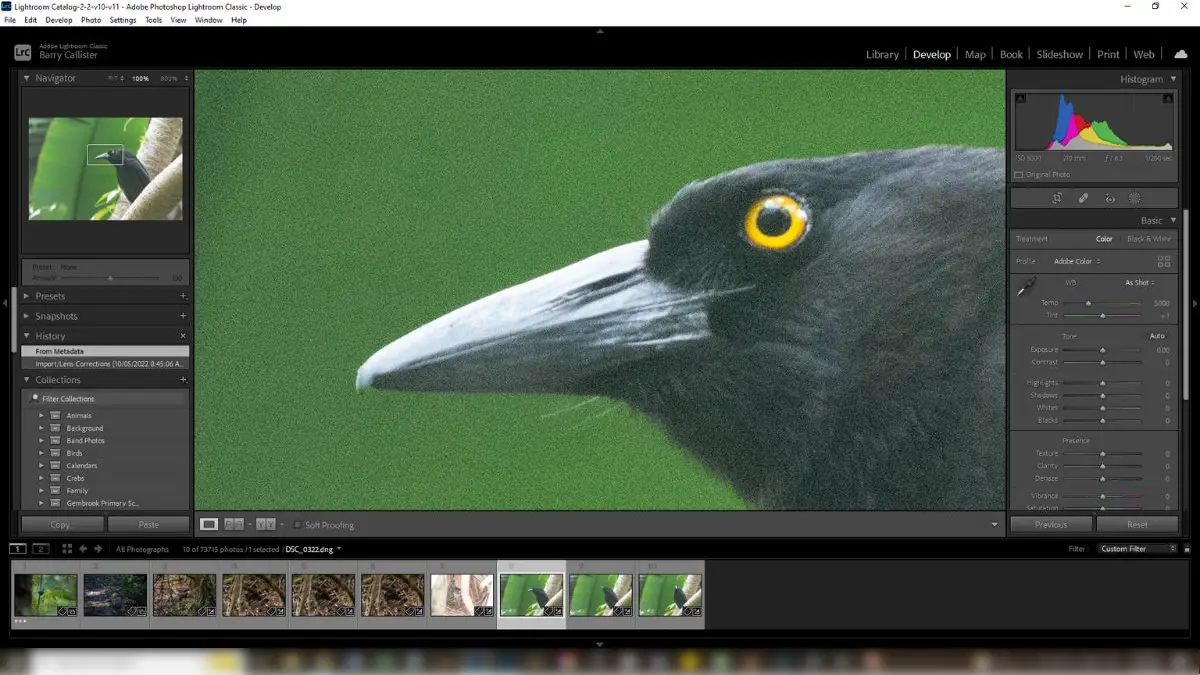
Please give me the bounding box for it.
[357,146,1005,510]
[602,586,620,611]
[529,587,550,611]
[95,148,150,202]
[673,586,688,611]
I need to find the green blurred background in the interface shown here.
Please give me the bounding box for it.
[193,70,1004,511]
[28,117,150,220]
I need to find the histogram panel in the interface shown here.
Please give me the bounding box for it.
[1010,88,1178,184]
[1016,92,1174,152]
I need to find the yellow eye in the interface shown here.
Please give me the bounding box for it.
[744,194,809,251]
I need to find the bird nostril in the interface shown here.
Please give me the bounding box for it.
[588,270,639,292]
[558,270,639,304]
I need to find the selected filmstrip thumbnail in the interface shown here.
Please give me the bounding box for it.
[638,574,702,617]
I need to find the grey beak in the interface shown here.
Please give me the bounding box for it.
[356,240,721,395]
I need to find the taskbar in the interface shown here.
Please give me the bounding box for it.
[7,629,1192,650]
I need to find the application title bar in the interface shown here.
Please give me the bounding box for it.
[0,0,1195,28]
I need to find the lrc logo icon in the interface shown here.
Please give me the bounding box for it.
[1,2,13,11]
[14,44,31,61]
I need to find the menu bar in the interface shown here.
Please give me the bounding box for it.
[0,0,1195,28]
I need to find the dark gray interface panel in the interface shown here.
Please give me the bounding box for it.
[1007,70,1184,535]
[13,71,194,537]
[6,65,1188,542]
[2,28,1193,651]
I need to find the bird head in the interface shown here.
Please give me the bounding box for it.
[356,158,846,395]
[357,147,1004,509]
[94,148,127,164]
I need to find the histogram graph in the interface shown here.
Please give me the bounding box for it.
[1014,92,1174,152]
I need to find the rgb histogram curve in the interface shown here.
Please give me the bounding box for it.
[1046,94,1172,151]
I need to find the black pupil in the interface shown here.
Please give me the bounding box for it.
[756,204,793,237]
